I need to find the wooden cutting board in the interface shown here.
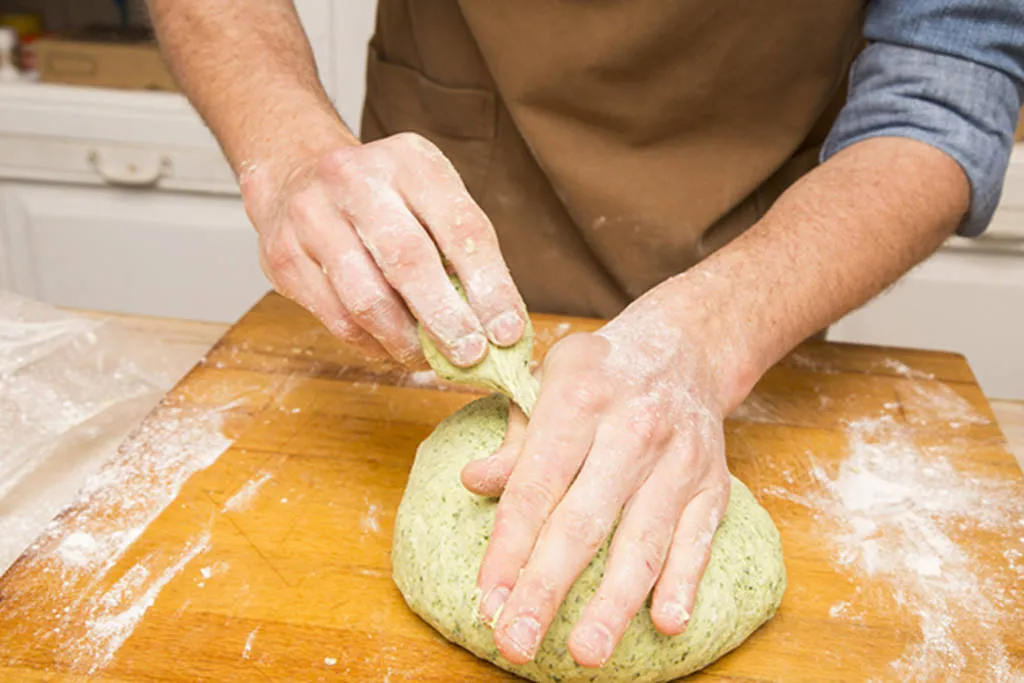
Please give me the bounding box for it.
[1,293,1022,682]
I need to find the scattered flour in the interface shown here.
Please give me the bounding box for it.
[878,358,934,381]
[55,531,101,567]
[242,626,259,660]
[36,404,231,578]
[63,533,211,674]
[828,601,849,618]
[197,561,228,582]
[899,381,990,428]
[361,500,381,535]
[765,413,1024,680]
[3,402,234,674]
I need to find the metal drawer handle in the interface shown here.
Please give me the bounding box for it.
[87,149,171,188]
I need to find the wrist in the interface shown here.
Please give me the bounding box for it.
[236,108,358,222]
[648,272,768,416]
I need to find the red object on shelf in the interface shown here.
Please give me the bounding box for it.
[18,33,40,71]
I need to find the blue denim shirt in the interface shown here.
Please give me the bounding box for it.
[822,0,1024,236]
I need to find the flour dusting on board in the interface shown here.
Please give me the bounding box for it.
[37,404,230,576]
[223,470,273,512]
[242,626,260,660]
[765,399,1024,680]
[5,402,233,673]
[63,533,211,673]
[361,498,382,535]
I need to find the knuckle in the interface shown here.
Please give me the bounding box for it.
[327,317,366,345]
[562,377,612,414]
[506,479,557,520]
[626,401,668,447]
[672,443,700,472]
[393,342,426,368]
[592,590,633,628]
[283,190,321,227]
[319,146,358,180]
[460,273,517,324]
[393,131,428,149]
[344,287,393,323]
[630,527,669,581]
[546,333,611,370]
[382,236,428,273]
[560,507,608,555]
[446,203,492,241]
[262,237,303,274]
[396,132,445,163]
[522,575,559,611]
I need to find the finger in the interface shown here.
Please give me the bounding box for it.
[396,140,526,347]
[475,353,609,630]
[259,234,387,360]
[492,412,660,665]
[461,401,527,497]
[566,442,698,667]
[294,191,424,366]
[650,482,731,636]
[338,174,487,368]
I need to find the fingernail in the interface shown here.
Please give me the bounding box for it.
[574,623,613,665]
[452,332,488,366]
[486,311,525,347]
[505,616,541,658]
[659,601,690,629]
[479,586,509,625]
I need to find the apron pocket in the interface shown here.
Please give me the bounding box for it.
[363,45,497,198]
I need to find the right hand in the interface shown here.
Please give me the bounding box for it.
[239,131,526,368]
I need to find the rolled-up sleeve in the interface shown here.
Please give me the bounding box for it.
[822,0,1024,236]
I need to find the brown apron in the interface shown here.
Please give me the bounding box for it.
[360,1,864,318]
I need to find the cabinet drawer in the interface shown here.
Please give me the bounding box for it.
[829,248,1024,399]
[0,83,238,194]
[0,134,238,195]
[0,181,268,322]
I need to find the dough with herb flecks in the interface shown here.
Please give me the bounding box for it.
[392,393,786,682]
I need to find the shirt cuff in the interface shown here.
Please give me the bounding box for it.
[822,42,1023,237]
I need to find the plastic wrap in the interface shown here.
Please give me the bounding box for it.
[0,292,204,573]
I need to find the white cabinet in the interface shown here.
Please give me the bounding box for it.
[828,245,1024,399]
[0,182,268,322]
[0,1,376,322]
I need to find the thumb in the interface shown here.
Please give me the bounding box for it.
[461,401,528,496]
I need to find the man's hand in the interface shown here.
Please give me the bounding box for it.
[147,0,525,367]
[461,292,733,667]
[241,132,526,367]
[457,136,970,667]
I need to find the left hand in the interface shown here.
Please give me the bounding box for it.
[460,292,735,667]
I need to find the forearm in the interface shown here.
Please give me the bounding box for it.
[660,137,969,411]
[148,0,354,183]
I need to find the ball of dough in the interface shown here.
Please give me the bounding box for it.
[392,394,786,683]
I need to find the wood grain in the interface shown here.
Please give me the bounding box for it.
[1,293,1021,682]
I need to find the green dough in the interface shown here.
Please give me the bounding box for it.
[418,282,539,416]
[392,394,786,682]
